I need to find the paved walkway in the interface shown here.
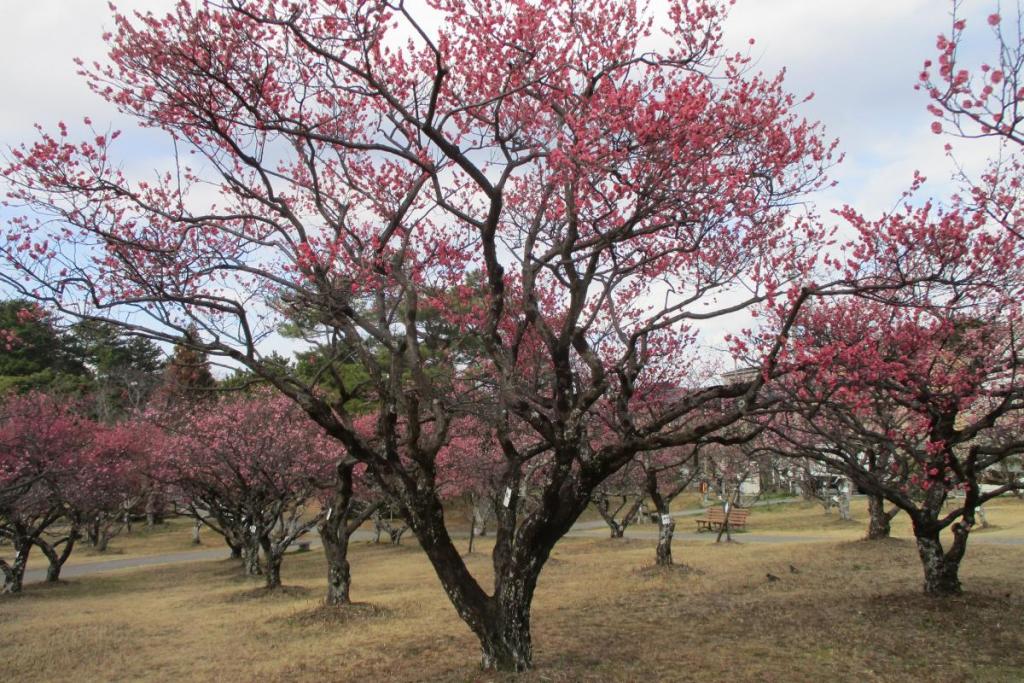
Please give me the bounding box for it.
[21,498,1024,583]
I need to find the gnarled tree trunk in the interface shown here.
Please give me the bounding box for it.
[33,532,77,583]
[385,461,594,673]
[866,494,898,540]
[912,515,972,596]
[477,573,537,672]
[242,536,262,576]
[260,536,282,589]
[593,492,643,539]
[0,542,31,594]
[655,517,676,566]
[324,540,352,605]
[319,463,382,606]
[915,530,962,595]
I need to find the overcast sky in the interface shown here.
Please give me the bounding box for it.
[0,0,1006,365]
[0,1,1000,211]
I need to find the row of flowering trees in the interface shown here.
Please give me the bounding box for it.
[0,390,386,600]
[0,393,153,592]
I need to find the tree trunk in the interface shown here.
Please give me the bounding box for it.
[95,527,110,553]
[373,512,384,544]
[912,501,973,596]
[145,489,163,527]
[264,557,280,589]
[715,503,734,543]
[242,540,262,576]
[323,537,351,605]
[915,531,962,595]
[320,507,354,605]
[594,494,643,539]
[866,494,893,539]
[655,517,676,566]
[389,526,407,545]
[477,575,535,672]
[473,504,490,537]
[260,536,284,589]
[191,520,202,545]
[0,542,31,594]
[36,535,77,583]
[319,464,380,605]
[837,483,852,521]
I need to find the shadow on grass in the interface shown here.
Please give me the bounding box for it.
[282,601,389,627]
[633,563,705,580]
[225,584,315,603]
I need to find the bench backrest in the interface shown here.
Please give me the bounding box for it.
[705,506,750,522]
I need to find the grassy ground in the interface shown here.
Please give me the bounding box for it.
[745,495,1024,542]
[3,499,1023,682]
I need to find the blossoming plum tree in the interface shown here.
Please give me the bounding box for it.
[0,393,88,592]
[765,293,1024,595]
[158,393,337,589]
[1,0,840,670]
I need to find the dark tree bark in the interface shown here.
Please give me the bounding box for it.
[655,517,676,566]
[261,536,283,589]
[319,463,382,606]
[380,462,598,673]
[640,451,699,567]
[373,509,409,545]
[914,527,964,595]
[648,477,677,566]
[911,495,975,597]
[388,526,408,545]
[324,541,352,605]
[85,513,122,552]
[0,541,31,594]
[33,531,77,583]
[593,493,644,539]
[866,494,898,540]
[242,536,262,576]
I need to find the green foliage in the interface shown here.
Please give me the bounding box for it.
[0,299,89,394]
[218,352,294,393]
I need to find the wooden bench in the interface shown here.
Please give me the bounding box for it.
[695,506,750,532]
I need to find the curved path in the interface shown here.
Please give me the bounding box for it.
[22,498,1024,583]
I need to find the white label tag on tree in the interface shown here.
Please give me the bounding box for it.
[503,487,513,507]
[326,507,333,521]
[661,514,672,526]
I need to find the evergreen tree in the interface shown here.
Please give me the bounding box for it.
[0,300,88,394]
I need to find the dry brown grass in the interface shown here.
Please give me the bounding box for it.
[751,495,1024,542]
[2,502,1023,682]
